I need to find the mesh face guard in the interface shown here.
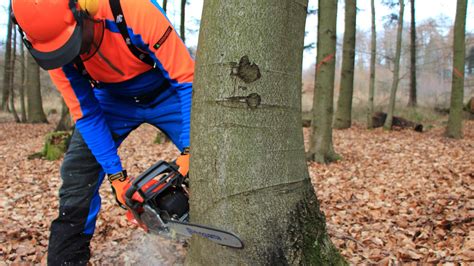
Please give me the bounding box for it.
[80,17,105,61]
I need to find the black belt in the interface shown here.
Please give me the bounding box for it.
[113,80,170,105]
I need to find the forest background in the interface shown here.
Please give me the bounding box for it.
[0,0,473,114]
[0,0,473,264]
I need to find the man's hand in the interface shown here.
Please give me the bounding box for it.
[108,170,130,207]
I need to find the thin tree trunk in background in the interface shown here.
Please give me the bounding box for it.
[187,0,345,264]
[446,0,467,139]
[384,0,405,130]
[367,0,377,129]
[10,27,20,122]
[180,0,186,43]
[307,0,340,163]
[55,99,73,131]
[2,3,13,111]
[20,41,27,122]
[408,0,417,107]
[468,47,474,75]
[334,0,357,129]
[162,0,167,12]
[26,53,48,123]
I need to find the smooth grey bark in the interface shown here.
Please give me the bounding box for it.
[180,0,186,43]
[307,0,340,163]
[367,0,377,129]
[407,0,417,107]
[384,0,405,130]
[20,41,27,122]
[446,0,467,139]
[2,3,13,111]
[26,53,47,123]
[334,0,357,129]
[187,0,345,264]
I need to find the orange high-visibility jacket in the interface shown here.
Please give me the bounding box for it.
[49,0,194,174]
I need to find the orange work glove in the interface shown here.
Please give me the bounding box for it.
[175,148,190,176]
[109,170,163,207]
[108,170,131,208]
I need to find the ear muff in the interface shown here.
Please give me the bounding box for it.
[78,0,100,16]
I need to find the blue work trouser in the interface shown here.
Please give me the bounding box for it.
[47,84,191,265]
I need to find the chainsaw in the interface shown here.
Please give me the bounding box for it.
[124,160,243,249]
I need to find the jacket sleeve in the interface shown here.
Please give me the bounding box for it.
[49,64,123,174]
[122,0,194,89]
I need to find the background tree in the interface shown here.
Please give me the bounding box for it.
[187,0,345,264]
[468,47,474,75]
[162,0,167,12]
[334,0,357,129]
[407,0,417,107]
[446,0,467,139]
[383,0,405,130]
[367,0,377,128]
[9,26,20,122]
[2,2,13,111]
[25,53,47,123]
[19,39,27,122]
[180,0,186,43]
[55,100,73,131]
[307,0,340,163]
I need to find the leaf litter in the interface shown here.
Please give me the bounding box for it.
[0,120,472,265]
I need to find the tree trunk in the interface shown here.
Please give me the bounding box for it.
[187,0,345,264]
[26,53,48,123]
[407,0,417,107]
[20,41,27,122]
[2,3,13,111]
[162,0,167,12]
[55,99,74,131]
[180,0,186,43]
[10,26,20,122]
[367,0,377,129]
[28,131,71,161]
[468,47,474,75]
[446,0,467,139]
[307,0,340,163]
[384,0,405,130]
[334,0,357,129]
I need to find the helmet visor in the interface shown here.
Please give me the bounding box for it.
[28,22,83,70]
[26,16,104,70]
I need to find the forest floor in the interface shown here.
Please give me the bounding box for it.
[0,115,472,265]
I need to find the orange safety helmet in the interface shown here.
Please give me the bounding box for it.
[11,0,101,70]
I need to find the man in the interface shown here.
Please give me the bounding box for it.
[12,0,193,264]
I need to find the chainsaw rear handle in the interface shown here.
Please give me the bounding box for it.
[124,160,181,209]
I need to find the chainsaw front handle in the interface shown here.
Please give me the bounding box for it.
[124,160,181,209]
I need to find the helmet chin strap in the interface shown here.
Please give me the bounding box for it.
[69,0,85,23]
